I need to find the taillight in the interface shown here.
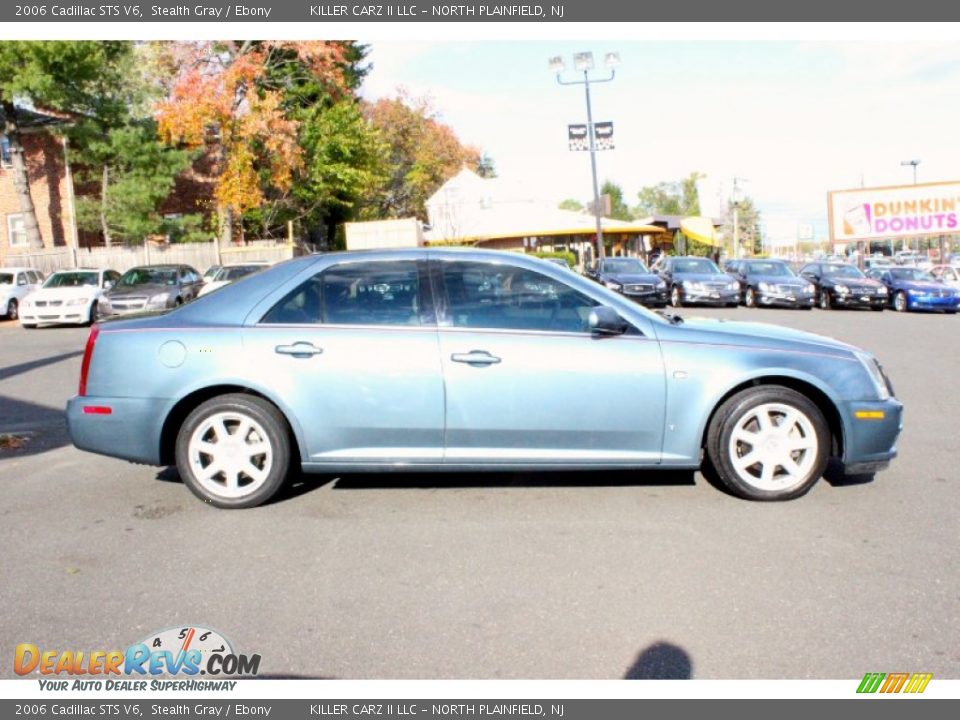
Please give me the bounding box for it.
[78,324,100,397]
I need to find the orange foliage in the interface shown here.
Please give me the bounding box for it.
[156,41,349,214]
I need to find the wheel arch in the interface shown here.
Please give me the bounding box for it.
[159,384,305,466]
[699,374,845,459]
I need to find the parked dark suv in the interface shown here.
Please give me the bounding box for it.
[586,257,668,307]
[653,256,741,307]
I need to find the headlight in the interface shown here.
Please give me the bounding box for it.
[656,280,666,289]
[66,297,88,306]
[805,284,816,293]
[682,280,702,291]
[758,281,771,292]
[603,280,622,291]
[147,293,171,307]
[877,286,888,295]
[727,282,739,291]
[856,351,892,401]
[835,284,850,294]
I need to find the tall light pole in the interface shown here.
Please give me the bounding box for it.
[551,51,619,264]
[901,159,921,253]
[901,158,920,185]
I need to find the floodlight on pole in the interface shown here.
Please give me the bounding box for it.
[551,51,618,263]
[900,158,921,185]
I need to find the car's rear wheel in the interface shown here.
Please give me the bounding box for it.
[894,291,908,312]
[175,393,290,508]
[670,286,683,307]
[705,386,829,501]
[6,299,18,320]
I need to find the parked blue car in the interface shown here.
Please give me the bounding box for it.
[866,267,960,313]
[67,248,902,508]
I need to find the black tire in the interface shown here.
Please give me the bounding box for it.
[175,297,184,307]
[819,291,831,310]
[704,386,830,501]
[744,288,756,308]
[87,301,98,325]
[22,323,36,329]
[893,291,908,313]
[6,298,18,320]
[175,393,291,509]
[670,286,683,308]
[871,304,885,312]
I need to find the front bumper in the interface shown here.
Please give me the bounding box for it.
[906,294,960,311]
[832,291,887,307]
[66,395,168,465]
[756,290,816,307]
[621,287,669,305]
[841,398,904,473]
[681,287,741,305]
[20,304,91,325]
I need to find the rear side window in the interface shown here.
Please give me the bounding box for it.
[439,261,598,333]
[261,261,422,326]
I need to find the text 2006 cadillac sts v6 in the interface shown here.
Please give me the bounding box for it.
[67,249,902,508]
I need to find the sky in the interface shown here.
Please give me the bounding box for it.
[359,40,960,245]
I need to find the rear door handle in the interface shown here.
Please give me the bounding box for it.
[451,350,501,366]
[275,342,323,358]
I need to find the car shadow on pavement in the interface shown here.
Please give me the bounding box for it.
[623,641,693,679]
[0,395,71,460]
[0,350,83,382]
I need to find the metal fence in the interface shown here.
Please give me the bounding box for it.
[3,241,300,275]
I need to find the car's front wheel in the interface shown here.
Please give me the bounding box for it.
[893,291,908,312]
[745,288,757,307]
[705,386,830,501]
[670,286,683,307]
[819,291,831,310]
[175,393,291,508]
[6,299,18,320]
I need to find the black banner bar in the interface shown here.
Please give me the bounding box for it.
[2,1,960,22]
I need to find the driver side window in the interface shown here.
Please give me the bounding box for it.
[439,261,599,333]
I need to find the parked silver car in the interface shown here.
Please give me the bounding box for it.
[99,265,203,317]
[67,249,903,509]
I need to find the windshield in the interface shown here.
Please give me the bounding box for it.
[744,262,794,277]
[43,272,98,288]
[603,258,649,274]
[0,273,12,285]
[674,258,721,274]
[215,265,261,282]
[822,264,865,279]
[118,267,178,287]
[889,268,934,282]
[203,265,221,279]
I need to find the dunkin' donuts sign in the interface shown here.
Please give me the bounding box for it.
[828,181,960,242]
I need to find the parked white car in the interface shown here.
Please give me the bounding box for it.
[1,267,44,320]
[198,262,270,297]
[19,268,121,328]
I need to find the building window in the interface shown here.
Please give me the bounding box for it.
[0,135,11,167]
[7,214,28,247]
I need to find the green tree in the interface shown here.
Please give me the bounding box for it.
[600,180,633,221]
[559,198,584,212]
[475,152,497,179]
[74,122,200,245]
[635,171,703,217]
[723,195,763,256]
[0,41,134,248]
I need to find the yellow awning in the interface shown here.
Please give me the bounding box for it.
[680,216,722,247]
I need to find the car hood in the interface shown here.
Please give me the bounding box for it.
[28,286,98,301]
[748,275,809,287]
[674,272,735,283]
[892,280,951,292]
[106,284,174,298]
[661,316,858,356]
[604,272,661,284]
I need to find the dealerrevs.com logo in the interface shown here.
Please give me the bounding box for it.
[14,626,261,690]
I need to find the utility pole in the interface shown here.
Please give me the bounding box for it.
[732,177,747,259]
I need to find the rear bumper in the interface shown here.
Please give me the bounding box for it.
[841,398,904,472]
[66,395,168,465]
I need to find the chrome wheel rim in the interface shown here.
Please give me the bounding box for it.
[820,293,829,309]
[895,293,906,311]
[188,412,273,499]
[746,289,755,307]
[671,287,681,307]
[728,402,818,492]
[8,299,17,320]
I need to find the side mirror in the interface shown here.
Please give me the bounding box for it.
[589,306,629,336]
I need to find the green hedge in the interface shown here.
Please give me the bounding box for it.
[533,250,577,267]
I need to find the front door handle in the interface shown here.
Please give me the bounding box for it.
[275,342,323,358]
[451,350,501,366]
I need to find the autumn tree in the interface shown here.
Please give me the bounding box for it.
[156,41,357,242]
[0,41,134,248]
[364,93,481,220]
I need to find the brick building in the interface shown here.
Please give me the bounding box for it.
[0,106,218,267]
[0,107,75,266]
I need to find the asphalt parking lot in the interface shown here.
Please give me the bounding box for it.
[1,307,958,680]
